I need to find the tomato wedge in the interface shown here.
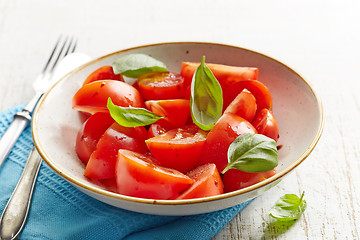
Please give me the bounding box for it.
[84,123,148,179]
[224,89,257,122]
[72,80,144,113]
[252,108,280,142]
[222,169,276,192]
[138,71,185,100]
[180,62,258,89]
[197,113,257,172]
[75,112,114,164]
[90,177,118,193]
[145,99,190,129]
[147,123,168,138]
[83,65,124,85]
[176,164,223,200]
[146,126,207,173]
[115,150,194,199]
[223,80,272,113]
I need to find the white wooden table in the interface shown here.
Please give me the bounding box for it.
[0,0,359,239]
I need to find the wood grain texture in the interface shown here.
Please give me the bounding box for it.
[0,0,359,239]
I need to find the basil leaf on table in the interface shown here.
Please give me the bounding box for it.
[190,56,223,131]
[107,98,165,127]
[112,53,168,78]
[222,133,278,174]
[269,192,307,221]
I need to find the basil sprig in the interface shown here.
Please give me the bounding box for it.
[190,56,223,131]
[107,98,165,127]
[222,133,278,174]
[269,192,307,221]
[112,53,168,78]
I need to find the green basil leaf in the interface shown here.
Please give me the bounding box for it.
[112,53,168,78]
[222,133,278,174]
[269,192,307,221]
[107,98,165,127]
[190,56,223,131]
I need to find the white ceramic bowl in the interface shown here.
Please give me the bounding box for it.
[32,42,323,216]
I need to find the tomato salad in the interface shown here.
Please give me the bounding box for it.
[72,54,279,200]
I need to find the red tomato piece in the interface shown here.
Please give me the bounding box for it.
[115,150,194,199]
[224,89,257,122]
[72,80,144,114]
[145,99,190,129]
[75,112,114,164]
[131,80,140,90]
[176,163,223,200]
[180,62,258,89]
[84,122,148,179]
[99,177,118,193]
[146,126,207,173]
[147,123,168,138]
[77,111,92,123]
[83,65,124,85]
[90,177,118,193]
[252,108,280,142]
[197,113,257,172]
[222,169,276,192]
[138,71,185,100]
[223,80,272,113]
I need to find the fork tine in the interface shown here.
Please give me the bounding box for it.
[49,36,69,72]
[43,36,77,78]
[41,36,62,73]
[71,39,77,53]
[64,37,77,56]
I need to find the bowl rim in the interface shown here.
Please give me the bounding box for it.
[32,41,324,206]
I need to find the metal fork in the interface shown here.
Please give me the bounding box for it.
[0,37,77,240]
[0,36,77,169]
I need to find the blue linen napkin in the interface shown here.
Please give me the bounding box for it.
[0,105,252,240]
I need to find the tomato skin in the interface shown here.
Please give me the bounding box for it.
[223,80,272,113]
[180,62,258,88]
[72,80,144,114]
[176,164,223,200]
[222,169,276,192]
[146,126,207,173]
[145,99,190,129]
[131,80,140,90]
[224,89,257,122]
[77,111,92,124]
[75,112,114,164]
[83,65,124,85]
[252,108,280,142]
[147,123,168,138]
[84,123,148,179]
[138,71,185,100]
[90,177,118,193]
[197,113,257,172]
[115,150,194,199]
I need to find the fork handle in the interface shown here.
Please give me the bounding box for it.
[0,110,31,168]
[0,148,42,240]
